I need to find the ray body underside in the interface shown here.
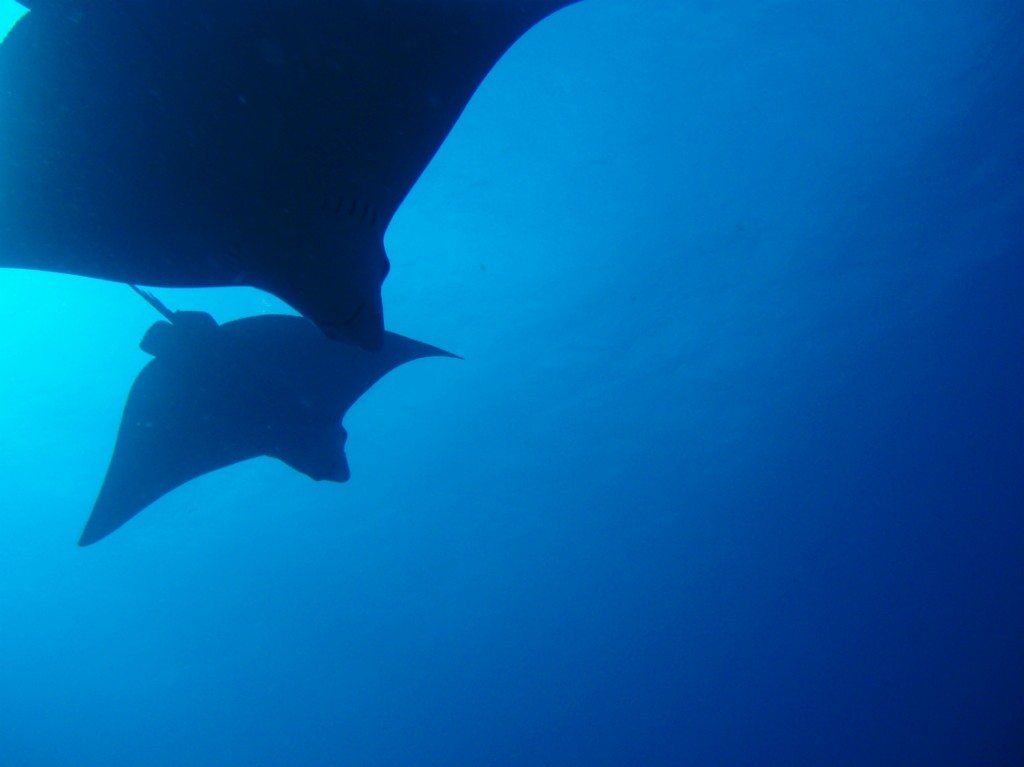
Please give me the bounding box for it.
[0,1,580,339]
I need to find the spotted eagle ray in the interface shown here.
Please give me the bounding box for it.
[79,308,455,546]
[0,0,582,348]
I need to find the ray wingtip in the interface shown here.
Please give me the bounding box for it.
[77,529,101,547]
[77,509,119,547]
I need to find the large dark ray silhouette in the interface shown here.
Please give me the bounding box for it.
[79,312,455,546]
[0,0,583,348]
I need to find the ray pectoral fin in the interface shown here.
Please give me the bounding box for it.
[80,444,261,546]
[79,429,216,546]
[78,471,174,547]
[79,448,197,546]
[80,360,263,545]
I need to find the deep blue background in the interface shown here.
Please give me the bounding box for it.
[1,2,1022,764]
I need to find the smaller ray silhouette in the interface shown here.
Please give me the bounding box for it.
[79,311,455,546]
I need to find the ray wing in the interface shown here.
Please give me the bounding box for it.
[79,356,262,546]
[13,0,582,224]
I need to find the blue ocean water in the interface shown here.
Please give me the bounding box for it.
[1,1,1022,764]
